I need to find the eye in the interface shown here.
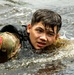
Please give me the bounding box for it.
[38,29,43,33]
[35,28,44,33]
[47,32,55,37]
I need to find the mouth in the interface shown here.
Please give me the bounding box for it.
[37,42,46,47]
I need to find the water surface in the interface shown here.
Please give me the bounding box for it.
[0,0,74,75]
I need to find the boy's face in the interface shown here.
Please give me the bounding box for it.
[27,22,59,50]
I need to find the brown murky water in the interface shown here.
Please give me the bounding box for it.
[0,0,74,75]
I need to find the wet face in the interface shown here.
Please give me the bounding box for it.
[27,22,59,50]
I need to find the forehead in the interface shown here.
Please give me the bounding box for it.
[33,22,57,33]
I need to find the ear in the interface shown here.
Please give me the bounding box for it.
[27,24,32,33]
[55,34,60,40]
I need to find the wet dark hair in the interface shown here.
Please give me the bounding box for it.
[31,9,62,33]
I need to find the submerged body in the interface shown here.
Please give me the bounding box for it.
[0,30,70,62]
[0,31,73,75]
[0,9,62,63]
[0,25,74,74]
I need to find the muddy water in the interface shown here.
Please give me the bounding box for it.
[0,0,74,75]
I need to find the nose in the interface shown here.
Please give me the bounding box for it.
[40,34,47,41]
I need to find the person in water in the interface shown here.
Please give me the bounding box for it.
[0,9,62,62]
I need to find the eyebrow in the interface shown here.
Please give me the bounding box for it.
[36,27,44,30]
[36,27,56,34]
[46,28,57,35]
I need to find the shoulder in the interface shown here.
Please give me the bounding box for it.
[0,25,27,39]
[0,25,27,32]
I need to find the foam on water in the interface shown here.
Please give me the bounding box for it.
[0,0,74,75]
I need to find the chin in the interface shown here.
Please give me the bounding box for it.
[34,47,41,50]
[35,47,44,50]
